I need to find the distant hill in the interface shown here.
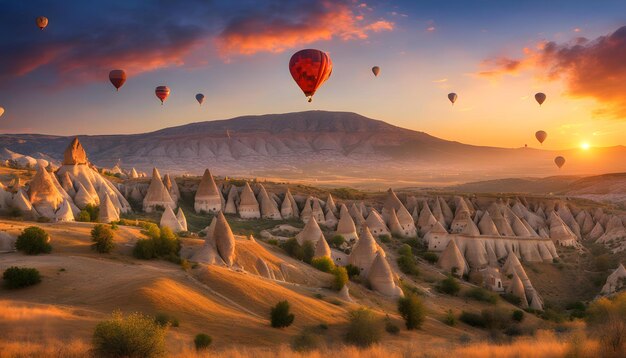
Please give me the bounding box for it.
[1,110,625,187]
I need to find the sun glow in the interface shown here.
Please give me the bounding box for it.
[581,142,590,150]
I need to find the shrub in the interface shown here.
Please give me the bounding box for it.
[282,238,303,260]
[301,241,315,264]
[142,223,161,240]
[423,252,439,264]
[512,309,525,322]
[194,334,212,351]
[345,264,361,279]
[77,210,91,222]
[267,239,279,246]
[437,275,460,295]
[311,256,335,273]
[270,300,295,328]
[586,292,626,355]
[481,307,510,330]
[16,226,51,255]
[133,239,156,259]
[92,311,167,358]
[397,294,425,330]
[153,228,180,257]
[345,308,381,347]
[332,266,348,291]
[91,224,115,253]
[84,204,99,222]
[460,311,486,328]
[3,266,41,289]
[398,244,412,256]
[444,309,456,326]
[385,320,400,335]
[154,313,179,327]
[291,331,320,352]
[37,216,51,223]
[330,235,345,248]
[397,254,419,276]
[465,287,498,304]
[502,292,522,305]
[379,235,391,243]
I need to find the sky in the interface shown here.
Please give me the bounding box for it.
[1,0,626,150]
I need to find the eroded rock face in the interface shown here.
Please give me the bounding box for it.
[63,137,88,165]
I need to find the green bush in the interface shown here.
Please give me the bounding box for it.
[290,331,320,352]
[502,292,522,306]
[194,334,212,351]
[91,224,115,253]
[311,256,335,273]
[92,311,167,358]
[444,309,456,326]
[423,252,439,264]
[385,319,400,335]
[465,287,498,304]
[398,244,412,256]
[398,294,425,330]
[379,235,391,243]
[397,254,419,276]
[77,210,91,222]
[133,239,156,259]
[302,241,315,264]
[330,235,345,248]
[481,307,510,330]
[270,300,295,328]
[512,309,525,322]
[459,311,486,328]
[437,275,460,295]
[332,266,348,291]
[345,264,361,279]
[267,239,279,246]
[16,226,51,255]
[142,223,161,240]
[154,313,179,327]
[85,204,99,222]
[345,308,381,347]
[281,238,304,260]
[3,266,41,289]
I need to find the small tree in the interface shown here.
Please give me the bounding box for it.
[133,239,156,259]
[397,294,425,330]
[282,238,303,260]
[270,300,295,328]
[194,334,212,351]
[301,241,315,264]
[332,266,348,291]
[91,224,115,253]
[512,309,525,322]
[437,275,460,295]
[423,252,439,264]
[16,226,51,255]
[330,235,345,248]
[3,266,41,289]
[311,256,335,273]
[77,210,91,222]
[92,311,167,358]
[345,308,381,347]
[345,264,361,279]
[84,204,99,222]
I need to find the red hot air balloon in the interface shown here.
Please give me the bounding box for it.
[554,156,565,169]
[36,16,48,30]
[535,92,546,106]
[289,49,332,102]
[535,130,547,144]
[155,86,170,105]
[109,70,126,91]
[372,66,380,77]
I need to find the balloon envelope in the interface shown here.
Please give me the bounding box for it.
[195,93,205,105]
[535,130,547,144]
[109,70,126,91]
[372,66,380,76]
[554,156,565,169]
[36,16,48,30]
[535,92,546,105]
[155,86,170,104]
[289,49,332,102]
[0,107,4,118]
[448,93,458,104]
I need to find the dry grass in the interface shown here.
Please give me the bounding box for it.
[0,330,605,358]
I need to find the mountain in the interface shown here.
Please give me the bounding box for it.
[2,110,626,187]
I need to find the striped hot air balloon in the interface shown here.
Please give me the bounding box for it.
[109,70,126,91]
[155,86,170,105]
[36,16,48,30]
[289,49,332,102]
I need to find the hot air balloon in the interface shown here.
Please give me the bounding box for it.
[108,70,126,91]
[36,16,48,30]
[372,66,380,77]
[0,107,4,118]
[554,156,565,169]
[535,130,547,144]
[155,86,170,105]
[448,93,458,105]
[535,92,546,106]
[195,93,205,106]
[289,49,332,102]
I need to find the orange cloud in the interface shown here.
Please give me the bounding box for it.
[479,26,626,118]
[216,1,393,56]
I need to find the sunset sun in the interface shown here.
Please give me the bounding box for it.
[581,142,590,150]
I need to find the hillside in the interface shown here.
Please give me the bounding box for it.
[2,111,626,187]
